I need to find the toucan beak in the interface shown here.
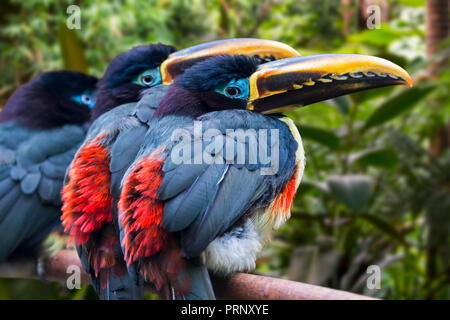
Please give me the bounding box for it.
[160,38,301,84]
[247,54,413,114]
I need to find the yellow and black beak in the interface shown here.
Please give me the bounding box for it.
[247,54,413,114]
[160,38,300,84]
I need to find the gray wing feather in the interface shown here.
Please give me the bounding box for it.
[0,123,85,261]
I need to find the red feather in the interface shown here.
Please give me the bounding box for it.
[119,147,168,264]
[119,148,191,298]
[61,134,113,245]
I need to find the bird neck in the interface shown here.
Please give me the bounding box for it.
[90,83,142,122]
[90,88,120,121]
[153,86,209,119]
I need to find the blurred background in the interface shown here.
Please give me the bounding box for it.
[0,0,448,300]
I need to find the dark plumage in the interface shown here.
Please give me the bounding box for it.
[0,71,97,129]
[177,54,259,91]
[0,70,98,262]
[91,43,176,120]
[155,55,259,118]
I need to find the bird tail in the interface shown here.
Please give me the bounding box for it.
[77,244,145,300]
[182,257,216,300]
[97,268,144,300]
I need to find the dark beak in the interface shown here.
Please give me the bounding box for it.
[247,54,413,114]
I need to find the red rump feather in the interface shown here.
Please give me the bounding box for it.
[61,134,113,245]
[118,147,168,264]
[119,148,191,298]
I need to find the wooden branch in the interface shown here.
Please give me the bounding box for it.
[0,250,376,300]
[211,273,375,300]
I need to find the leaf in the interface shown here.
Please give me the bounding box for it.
[363,86,435,130]
[326,175,373,212]
[349,27,406,47]
[298,124,341,149]
[350,86,395,104]
[300,179,330,194]
[58,21,88,73]
[397,0,424,6]
[325,96,350,115]
[349,148,398,169]
[358,213,407,245]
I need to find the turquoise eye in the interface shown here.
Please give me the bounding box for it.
[134,68,162,87]
[216,78,249,100]
[71,91,96,109]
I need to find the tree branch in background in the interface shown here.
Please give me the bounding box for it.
[0,250,375,300]
[243,0,273,38]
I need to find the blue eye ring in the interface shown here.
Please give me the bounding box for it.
[81,93,92,105]
[70,91,96,109]
[133,68,162,87]
[216,78,249,100]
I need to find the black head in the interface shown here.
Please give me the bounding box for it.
[0,71,98,129]
[154,54,260,118]
[91,43,177,120]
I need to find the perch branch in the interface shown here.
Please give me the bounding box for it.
[0,250,375,300]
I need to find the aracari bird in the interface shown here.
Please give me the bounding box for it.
[62,43,176,299]
[117,54,412,299]
[62,38,300,300]
[0,70,97,263]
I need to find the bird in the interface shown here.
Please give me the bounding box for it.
[61,38,300,299]
[117,53,412,299]
[0,70,97,264]
[62,43,176,300]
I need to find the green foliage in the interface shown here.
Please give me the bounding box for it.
[297,124,341,150]
[0,0,448,300]
[363,86,435,130]
[326,175,373,212]
[349,148,398,169]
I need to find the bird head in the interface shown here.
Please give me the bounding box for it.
[92,39,300,120]
[154,53,412,118]
[0,70,98,129]
[92,43,177,120]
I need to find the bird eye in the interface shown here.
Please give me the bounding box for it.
[217,78,249,100]
[81,94,91,105]
[134,68,162,87]
[70,91,96,109]
[141,75,154,86]
[225,86,241,97]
